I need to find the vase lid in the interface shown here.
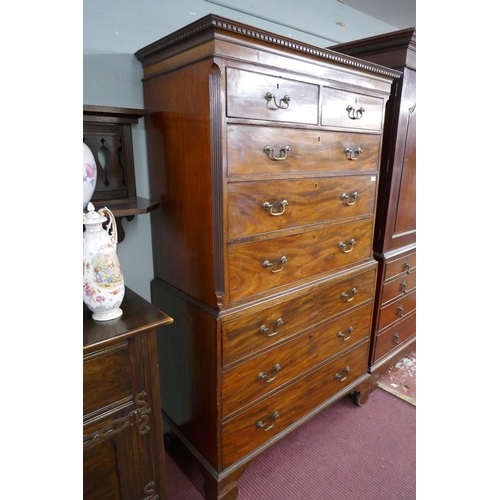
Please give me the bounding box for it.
[83,202,107,225]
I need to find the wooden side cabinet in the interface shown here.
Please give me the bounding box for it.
[83,287,173,499]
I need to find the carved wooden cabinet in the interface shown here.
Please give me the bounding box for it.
[83,287,173,499]
[135,15,398,500]
[333,28,416,385]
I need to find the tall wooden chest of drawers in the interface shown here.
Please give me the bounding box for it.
[83,287,173,500]
[334,29,416,386]
[135,15,398,500]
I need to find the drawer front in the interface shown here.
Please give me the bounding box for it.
[227,175,377,239]
[228,219,374,303]
[222,341,369,468]
[83,343,133,416]
[385,251,417,281]
[381,269,416,305]
[227,124,381,177]
[222,267,376,366]
[378,289,416,332]
[373,311,416,362]
[321,87,384,131]
[222,302,372,417]
[226,68,319,124]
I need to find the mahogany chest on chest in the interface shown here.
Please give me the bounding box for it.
[135,15,399,499]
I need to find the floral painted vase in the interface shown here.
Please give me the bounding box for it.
[83,143,97,210]
[83,202,125,321]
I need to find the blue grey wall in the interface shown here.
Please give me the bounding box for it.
[83,0,400,301]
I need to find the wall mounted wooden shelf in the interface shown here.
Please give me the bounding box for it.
[83,104,158,242]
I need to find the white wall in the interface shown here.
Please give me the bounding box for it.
[83,0,400,301]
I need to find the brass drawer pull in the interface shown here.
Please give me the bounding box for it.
[341,191,359,205]
[338,239,356,253]
[265,91,291,109]
[346,105,365,120]
[393,333,400,345]
[256,410,280,431]
[403,261,411,274]
[341,288,357,302]
[401,281,407,294]
[263,256,287,273]
[264,145,291,161]
[344,147,363,160]
[337,326,354,341]
[258,363,282,383]
[397,305,404,317]
[260,317,284,337]
[335,366,351,382]
[263,199,289,216]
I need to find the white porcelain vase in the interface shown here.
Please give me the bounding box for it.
[83,202,125,321]
[83,143,97,210]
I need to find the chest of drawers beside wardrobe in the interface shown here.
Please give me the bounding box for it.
[334,28,416,386]
[135,15,398,500]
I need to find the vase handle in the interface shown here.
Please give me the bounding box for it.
[99,207,118,245]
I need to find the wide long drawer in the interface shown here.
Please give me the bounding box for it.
[227,175,377,239]
[227,124,381,177]
[83,342,133,417]
[222,340,369,468]
[377,289,416,332]
[222,266,376,367]
[373,311,416,363]
[222,302,372,417]
[321,87,384,131]
[226,67,319,124]
[385,251,417,281]
[381,269,416,305]
[228,219,374,303]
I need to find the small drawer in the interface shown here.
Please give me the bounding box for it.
[373,311,416,363]
[381,269,416,305]
[83,342,133,417]
[227,124,381,177]
[222,341,369,468]
[227,175,377,239]
[384,251,416,281]
[226,68,318,124]
[222,302,372,417]
[377,289,416,332]
[321,87,384,131]
[228,219,374,303]
[222,267,376,366]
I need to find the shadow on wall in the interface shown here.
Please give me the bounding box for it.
[83,52,145,109]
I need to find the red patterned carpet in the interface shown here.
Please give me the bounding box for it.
[164,388,416,499]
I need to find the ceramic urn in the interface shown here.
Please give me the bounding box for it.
[83,202,125,321]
